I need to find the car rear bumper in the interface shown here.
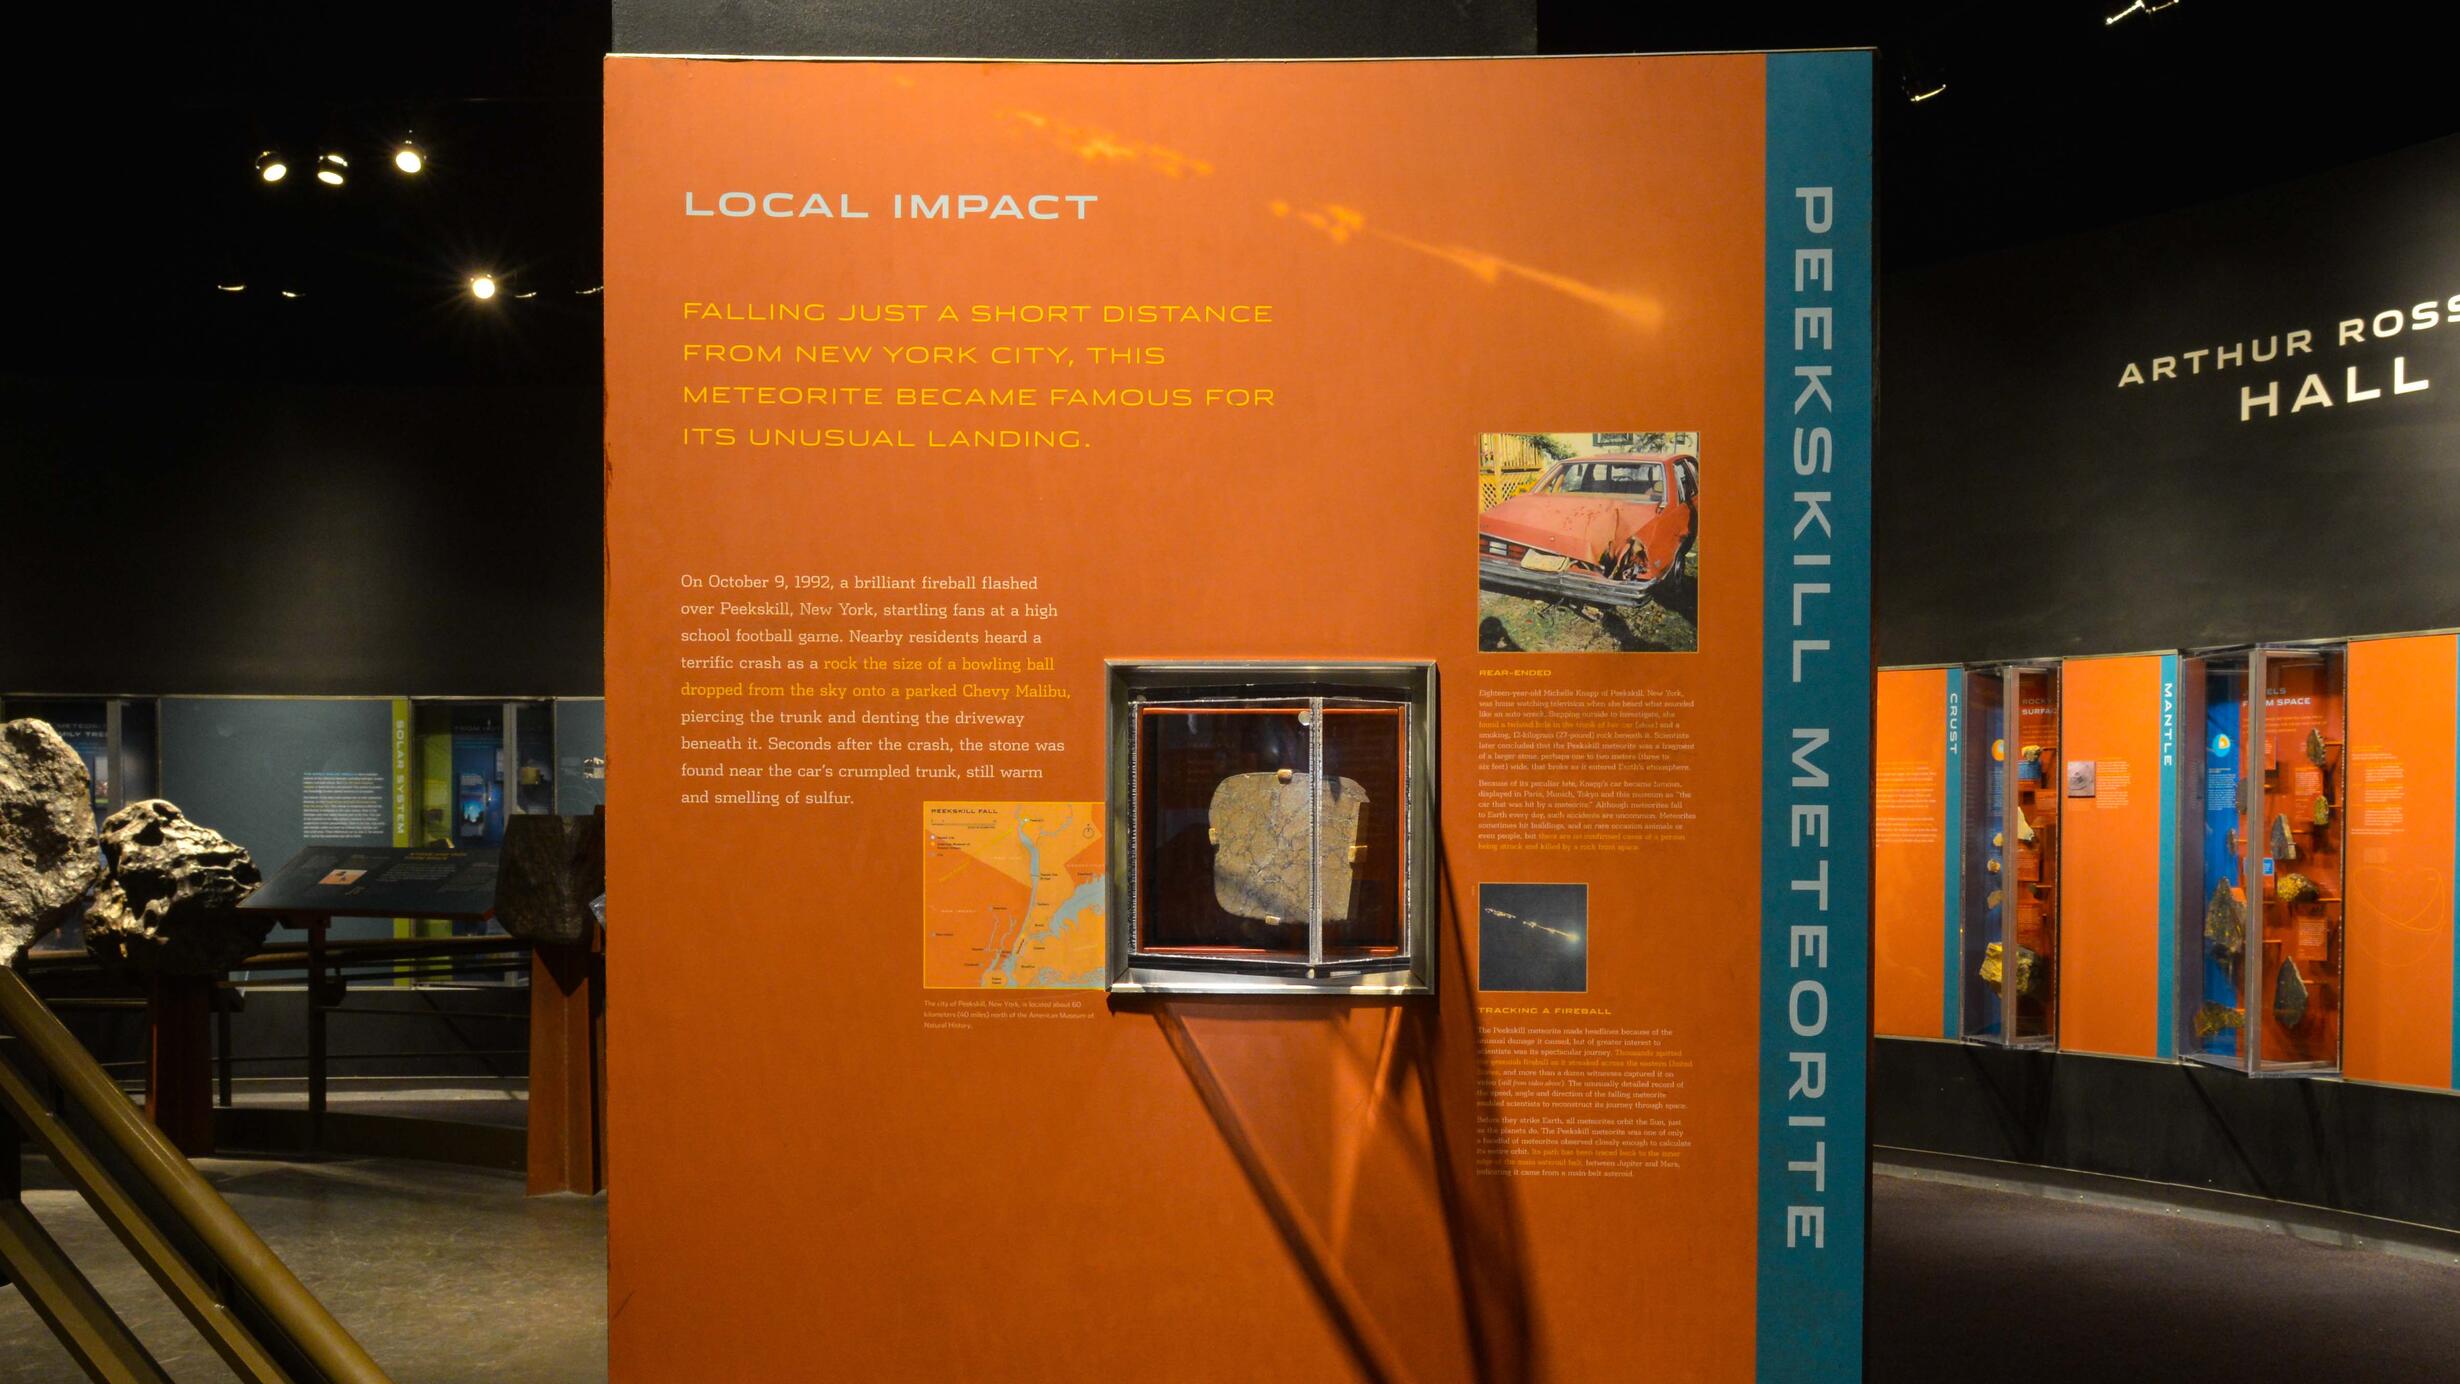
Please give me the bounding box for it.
[1477,555,1658,608]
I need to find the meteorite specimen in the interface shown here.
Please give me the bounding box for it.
[496,812,606,945]
[1978,940,2043,998]
[2269,813,2298,864]
[2018,745,2045,783]
[2204,881,2245,959]
[2305,727,2329,771]
[2275,958,2310,1028]
[2312,795,2331,830]
[1208,770,1366,925]
[2016,805,2036,845]
[0,718,102,962]
[2275,872,2318,905]
[82,800,269,976]
[2193,1003,2243,1042]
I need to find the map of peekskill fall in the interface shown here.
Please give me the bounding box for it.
[922,801,1106,988]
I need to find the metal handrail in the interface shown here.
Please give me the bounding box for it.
[0,966,391,1383]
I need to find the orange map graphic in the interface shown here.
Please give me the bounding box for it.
[922,801,1106,988]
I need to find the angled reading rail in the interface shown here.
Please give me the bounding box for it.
[0,965,391,1383]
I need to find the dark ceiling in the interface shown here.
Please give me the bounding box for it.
[3,1,2450,389]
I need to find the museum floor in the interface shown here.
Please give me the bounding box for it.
[1869,1161,2460,1384]
[0,1154,606,1384]
[4,1149,2455,1380]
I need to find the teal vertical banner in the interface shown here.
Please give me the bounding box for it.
[1758,48,1872,1384]
[1942,668,1964,1039]
[2156,656,2181,1058]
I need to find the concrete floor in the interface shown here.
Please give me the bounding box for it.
[1871,1164,2460,1383]
[0,1155,605,1384]
[5,1150,2456,1381]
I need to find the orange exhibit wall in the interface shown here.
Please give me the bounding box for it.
[2344,634,2459,1090]
[2054,655,2174,1060]
[602,54,1876,1383]
[1875,668,1951,1038]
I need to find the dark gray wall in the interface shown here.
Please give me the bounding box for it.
[0,379,603,696]
[1879,133,2460,665]
[1876,134,2460,1225]
[1875,1040,2460,1232]
[614,0,1534,58]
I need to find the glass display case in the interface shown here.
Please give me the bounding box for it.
[1957,663,2061,1046]
[2178,643,2345,1076]
[1106,661,1436,996]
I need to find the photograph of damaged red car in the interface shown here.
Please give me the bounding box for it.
[1478,452,1698,607]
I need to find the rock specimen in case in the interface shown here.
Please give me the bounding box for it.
[83,800,269,975]
[496,812,607,945]
[2193,1002,2243,1042]
[2305,727,2328,771]
[1208,770,1365,924]
[2274,871,2317,905]
[2312,795,2331,830]
[1978,940,2043,997]
[0,718,102,961]
[2203,881,2245,959]
[2274,957,2310,1028]
[2268,813,2297,863]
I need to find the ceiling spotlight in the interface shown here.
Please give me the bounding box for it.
[470,274,499,301]
[577,285,604,296]
[279,289,302,300]
[215,282,246,293]
[1908,82,1947,103]
[256,150,288,183]
[316,151,348,186]
[393,141,425,175]
[512,291,538,300]
[2108,0,2181,23]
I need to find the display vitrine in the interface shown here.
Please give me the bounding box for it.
[1957,662,2061,1046]
[1106,661,1436,995]
[2178,643,2346,1076]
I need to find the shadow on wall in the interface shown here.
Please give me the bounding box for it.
[1119,858,1537,1383]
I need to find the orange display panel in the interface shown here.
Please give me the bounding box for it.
[1874,668,1951,1038]
[603,52,1875,1384]
[2343,635,2457,1089]
[2055,656,2168,1060]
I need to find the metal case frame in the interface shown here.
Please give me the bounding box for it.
[2176,641,2347,1077]
[1104,660,1438,996]
[1958,661,2062,1048]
